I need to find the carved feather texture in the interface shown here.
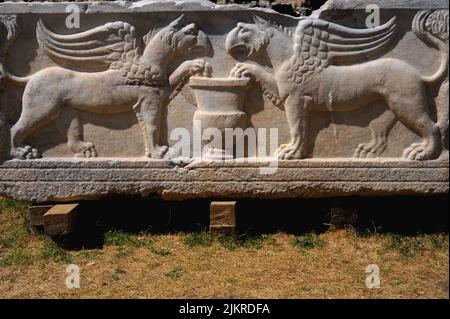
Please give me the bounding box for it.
[287,16,397,84]
[36,20,166,85]
[36,20,141,73]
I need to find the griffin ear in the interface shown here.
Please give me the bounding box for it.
[252,15,269,28]
[169,14,186,29]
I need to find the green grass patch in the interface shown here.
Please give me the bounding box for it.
[0,219,31,250]
[39,239,73,264]
[180,231,212,247]
[0,198,29,215]
[0,247,34,266]
[217,234,239,251]
[104,230,154,248]
[165,266,183,279]
[111,267,126,281]
[383,234,449,257]
[181,231,275,251]
[115,246,134,259]
[290,233,324,250]
[240,235,265,250]
[150,246,172,256]
[75,249,103,260]
[260,234,279,247]
[384,234,425,258]
[427,234,449,251]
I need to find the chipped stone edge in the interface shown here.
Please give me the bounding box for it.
[0,0,448,16]
[0,0,297,18]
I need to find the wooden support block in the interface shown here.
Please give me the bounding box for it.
[28,205,53,227]
[43,203,79,237]
[210,201,236,234]
[330,207,358,228]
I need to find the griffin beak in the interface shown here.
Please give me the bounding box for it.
[225,27,249,58]
[191,30,213,57]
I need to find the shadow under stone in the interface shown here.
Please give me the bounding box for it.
[57,195,448,250]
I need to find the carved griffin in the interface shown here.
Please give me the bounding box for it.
[3,15,212,159]
[226,11,449,160]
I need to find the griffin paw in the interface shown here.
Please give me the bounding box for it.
[353,141,386,158]
[12,146,41,160]
[187,59,212,77]
[149,145,169,159]
[275,143,305,160]
[229,63,255,79]
[403,142,437,161]
[73,142,97,158]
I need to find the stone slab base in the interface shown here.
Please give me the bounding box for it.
[0,158,447,202]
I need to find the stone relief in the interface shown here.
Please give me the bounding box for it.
[226,10,449,160]
[0,3,448,162]
[0,1,448,203]
[2,14,212,159]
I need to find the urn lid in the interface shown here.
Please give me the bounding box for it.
[189,76,250,87]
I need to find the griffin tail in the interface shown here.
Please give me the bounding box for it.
[413,9,449,149]
[413,10,449,85]
[2,70,31,87]
[0,15,30,87]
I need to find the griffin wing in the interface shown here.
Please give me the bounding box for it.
[36,20,140,72]
[288,16,397,83]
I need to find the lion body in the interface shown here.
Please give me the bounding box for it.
[21,67,167,116]
[11,66,169,159]
[277,58,427,114]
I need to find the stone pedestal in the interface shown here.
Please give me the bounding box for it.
[330,207,358,229]
[210,201,237,234]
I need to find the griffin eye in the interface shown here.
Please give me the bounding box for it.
[182,23,198,36]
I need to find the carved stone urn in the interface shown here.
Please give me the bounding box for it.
[189,76,250,160]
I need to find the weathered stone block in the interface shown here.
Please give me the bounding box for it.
[330,207,358,228]
[210,201,236,233]
[29,204,53,226]
[43,203,78,236]
[0,0,448,202]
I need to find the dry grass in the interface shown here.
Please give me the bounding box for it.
[0,198,448,299]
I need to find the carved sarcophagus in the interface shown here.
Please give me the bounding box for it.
[0,0,448,202]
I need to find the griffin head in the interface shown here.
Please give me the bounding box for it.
[226,15,272,58]
[165,14,212,56]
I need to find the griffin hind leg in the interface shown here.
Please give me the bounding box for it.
[353,109,397,158]
[66,114,97,158]
[386,90,441,160]
[55,108,97,158]
[10,100,61,160]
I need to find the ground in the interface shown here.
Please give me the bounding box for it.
[0,198,448,298]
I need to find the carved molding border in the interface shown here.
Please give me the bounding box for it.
[0,160,447,202]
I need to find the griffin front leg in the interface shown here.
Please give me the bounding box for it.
[169,59,212,101]
[276,96,312,160]
[230,63,282,107]
[133,97,168,159]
